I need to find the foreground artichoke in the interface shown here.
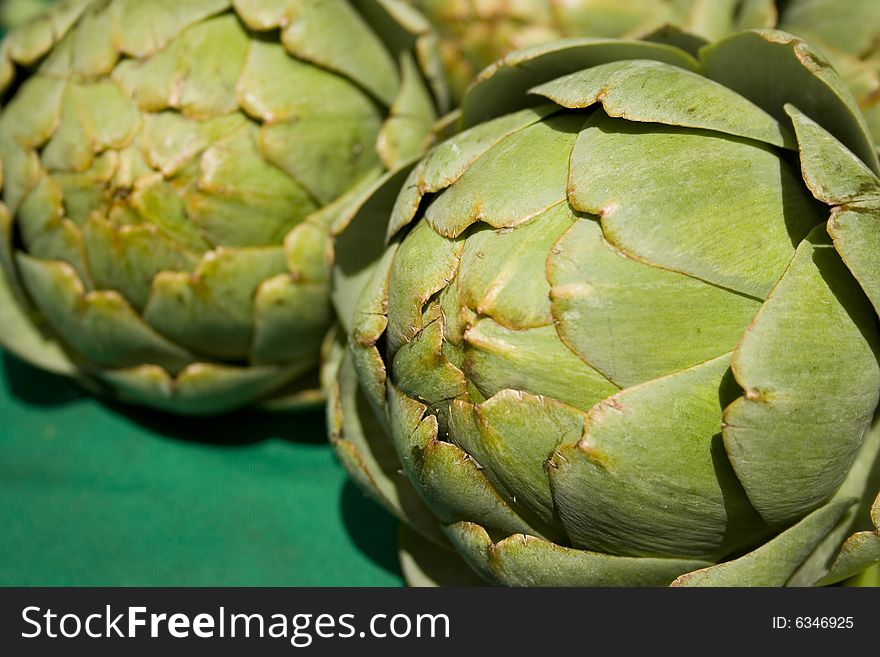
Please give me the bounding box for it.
[328,30,880,586]
[412,0,880,145]
[0,0,445,414]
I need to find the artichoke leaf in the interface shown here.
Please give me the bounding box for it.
[457,201,575,330]
[786,104,880,319]
[99,360,302,416]
[377,52,438,169]
[252,274,329,367]
[112,12,248,117]
[387,105,556,240]
[16,253,194,373]
[386,218,463,357]
[786,104,880,205]
[17,174,93,289]
[349,243,398,420]
[531,58,793,148]
[548,216,763,387]
[143,247,288,361]
[185,127,318,248]
[3,7,54,64]
[724,226,880,527]
[778,0,880,59]
[463,320,619,413]
[0,204,75,375]
[445,521,711,587]
[568,111,824,300]
[461,38,700,127]
[672,500,856,587]
[83,215,201,312]
[450,392,586,543]
[399,523,485,587]
[109,0,229,60]
[424,113,581,239]
[277,0,399,106]
[792,417,880,585]
[392,304,468,405]
[827,208,880,322]
[700,30,879,174]
[387,380,538,540]
[818,493,880,585]
[141,112,248,178]
[0,74,65,149]
[332,165,416,334]
[550,354,769,561]
[67,2,117,78]
[327,340,447,546]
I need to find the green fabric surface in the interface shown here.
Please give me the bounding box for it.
[0,351,404,586]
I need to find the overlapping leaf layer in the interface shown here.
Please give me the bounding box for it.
[0,0,446,413]
[329,31,880,586]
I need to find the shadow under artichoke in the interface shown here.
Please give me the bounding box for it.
[340,480,405,580]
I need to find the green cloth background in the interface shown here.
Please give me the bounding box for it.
[0,351,404,586]
[0,15,401,588]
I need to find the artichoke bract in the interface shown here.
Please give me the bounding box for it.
[412,0,880,146]
[328,31,880,586]
[0,0,446,415]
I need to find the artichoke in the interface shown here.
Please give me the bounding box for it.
[412,0,880,145]
[0,0,54,32]
[409,0,777,101]
[0,0,446,415]
[327,31,880,586]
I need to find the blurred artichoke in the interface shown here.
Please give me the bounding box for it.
[411,0,880,145]
[327,31,880,586]
[0,0,446,415]
[0,0,53,32]
[408,0,777,101]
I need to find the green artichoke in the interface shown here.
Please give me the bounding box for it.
[327,30,880,586]
[0,0,54,32]
[0,0,446,415]
[411,0,880,145]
